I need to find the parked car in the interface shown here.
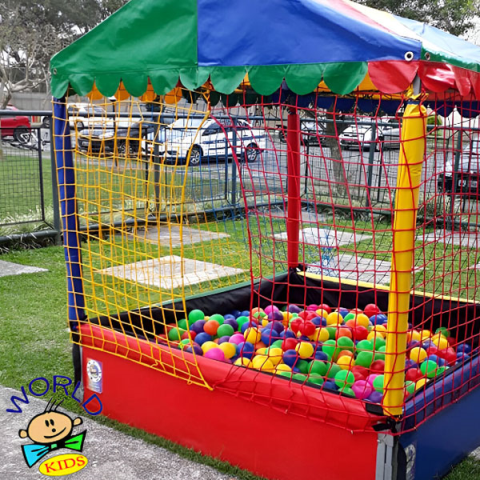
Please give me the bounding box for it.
[66,103,109,131]
[77,118,153,156]
[1,105,31,143]
[339,118,400,151]
[438,139,480,195]
[277,119,328,146]
[147,117,267,165]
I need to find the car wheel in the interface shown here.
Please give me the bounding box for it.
[14,127,30,144]
[42,117,51,129]
[118,140,138,157]
[244,143,259,163]
[189,146,202,166]
[278,131,286,143]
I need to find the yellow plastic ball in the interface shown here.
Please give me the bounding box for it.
[410,347,427,364]
[201,341,218,353]
[260,318,269,328]
[283,311,293,321]
[256,347,268,356]
[295,341,315,359]
[218,342,236,359]
[415,378,427,390]
[420,330,431,340]
[268,348,284,366]
[252,355,275,371]
[374,325,387,336]
[244,327,262,344]
[407,330,421,343]
[431,333,448,350]
[355,314,370,328]
[368,331,385,342]
[313,328,330,343]
[326,312,343,325]
[234,358,251,368]
[337,356,354,370]
[275,364,292,373]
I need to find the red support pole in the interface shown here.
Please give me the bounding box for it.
[287,108,301,270]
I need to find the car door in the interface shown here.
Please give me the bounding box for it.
[201,121,226,160]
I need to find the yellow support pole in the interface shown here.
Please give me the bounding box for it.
[383,102,427,416]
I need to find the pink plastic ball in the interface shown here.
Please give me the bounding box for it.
[307,304,319,311]
[264,305,278,315]
[352,380,373,400]
[229,334,245,345]
[204,349,226,362]
[366,374,380,387]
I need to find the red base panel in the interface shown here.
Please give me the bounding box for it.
[82,345,378,480]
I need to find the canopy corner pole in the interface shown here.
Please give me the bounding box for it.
[383,77,426,417]
[53,97,86,333]
[286,106,301,271]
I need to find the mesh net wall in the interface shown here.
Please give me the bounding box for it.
[53,88,480,433]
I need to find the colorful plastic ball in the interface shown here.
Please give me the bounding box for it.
[283,349,300,367]
[341,387,356,397]
[188,309,205,322]
[317,304,332,314]
[352,365,370,380]
[252,355,275,371]
[244,327,261,344]
[336,327,353,341]
[410,347,428,364]
[457,343,472,354]
[280,329,296,340]
[355,351,374,368]
[168,327,183,341]
[326,327,337,340]
[322,340,340,360]
[275,363,292,373]
[444,348,457,366]
[335,370,355,388]
[181,330,195,341]
[237,341,255,359]
[364,304,381,317]
[268,348,284,365]
[435,326,450,338]
[224,313,235,320]
[356,340,374,352]
[229,333,245,346]
[415,378,427,390]
[314,351,329,361]
[240,310,250,317]
[326,363,342,379]
[420,330,431,340]
[204,348,225,362]
[236,316,250,330]
[234,357,251,367]
[292,373,308,382]
[337,350,354,361]
[193,332,212,346]
[203,320,219,336]
[179,338,192,349]
[315,308,330,319]
[431,333,448,350]
[260,328,276,346]
[208,314,223,325]
[405,359,417,370]
[352,380,373,399]
[290,318,302,335]
[337,336,354,351]
[371,360,385,373]
[370,313,388,325]
[307,304,319,312]
[264,305,277,315]
[435,366,447,376]
[352,326,369,342]
[405,368,424,382]
[354,314,371,328]
[186,345,203,356]
[372,375,384,392]
[420,359,438,378]
[297,359,310,374]
[224,318,238,331]
[278,371,293,379]
[323,380,339,391]
[309,360,328,376]
[201,341,218,353]
[281,338,298,352]
[216,324,234,338]
[336,308,350,318]
[427,354,446,367]
[217,336,231,344]
[405,381,416,396]
[307,375,324,386]
[343,312,356,322]
[311,316,325,327]
[407,330,421,343]
[178,319,189,331]
[190,320,206,334]
[218,342,237,359]
[374,345,386,362]
[230,310,241,318]
[241,321,258,334]
[366,374,380,386]
[313,328,330,343]
[367,391,383,403]
[337,356,354,370]
[326,312,344,325]
[288,304,303,314]
[268,310,285,321]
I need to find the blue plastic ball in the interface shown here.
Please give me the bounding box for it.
[194,332,212,346]
[299,335,311,341]
[323,380,338,391]
[241,310,250,317]
[280,330,296,340]
[367,391,383,403]
[405,359,417,370]
[218,336,231,344]
[370,314,387,325]
[231,310,241,318]
[224,314,235,321]
[261,329,279,346]
[408,341,421,350]
[422,340,435,349]
[456,352,470,363]
[283,349,300,367]
[237,341,255,359]
[337,308,350,318]
[457,343,472,354]
[314,351,329,361]
[312,316,327,327]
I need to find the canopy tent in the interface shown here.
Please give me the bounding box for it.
[51,0,480,99]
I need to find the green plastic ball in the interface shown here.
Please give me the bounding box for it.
[374,345,386,361]
[271,340,284,349]
[355,351,374,368]
[344,313,356,322]
[372,337,386,350]
[188,310,205,322]
[322,339,340,359]
[168,327,184,341]
[217,324,234,337]
[179,339,191,349]
[326,327,337,340]
[341,387,356,397]
[373,375,384,393]
[292,373,307,382]
[307,375,325,386]
[236,316,250,330]
[326,363,342,379]
[309,360,328,377]
[178,319,189,330]
[435,327,450,338]
[420,359,438,379]
[210,314,224,325]
[405,381,416,395]
[278,371,293,379]
[337,337,354,352]
[334,370,355,388]
[253,311,267,319]
[356,340,374,352]
[435,366,447,376]
[297,359,310,374]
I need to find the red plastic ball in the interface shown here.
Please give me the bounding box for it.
[317,304,332,314]
[297,311,309,320]
[290,319,302,334]
[364,304,381,317]
[353,326,369,341]
[371,360,385,372]
[299,321,316,337]
[444,348,457,366]
[426,346,439,356]
[181,331,196,340]
[447,337,456,347]
[352,365,369,380]
[350,308,364,314]
[352,371,366,382]
[405,368,423,382]
[282,338,299,351]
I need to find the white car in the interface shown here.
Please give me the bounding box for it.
[66,103,109,132]
[339,118,400,151]
[147,117,267,165]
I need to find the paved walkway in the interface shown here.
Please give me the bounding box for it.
[0,386,234,480]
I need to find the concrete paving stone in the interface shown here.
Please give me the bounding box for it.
[274,227,371,248]
[0,386,235,480]
[308,254,424,285]
[130,225,229,248]
[98,255,244,290]
[423,230,480,249]
[0,260,47,278]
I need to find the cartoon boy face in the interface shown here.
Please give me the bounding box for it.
[19,411,82,444]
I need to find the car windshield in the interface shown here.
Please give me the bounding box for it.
[170,118,204,129]
[87,107,105,115]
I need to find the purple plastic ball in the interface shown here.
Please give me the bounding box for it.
[190,320,206,334]
[288,305,302,314]
[367,391,383,403]
[185,345,203,356]
[271,321,285,334]
[224,318,239,331]
[218,336,231,344]
[268,310,284,321]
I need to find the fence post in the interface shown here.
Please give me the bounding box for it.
[448,130,463,231]
[49,116,62,244]
[230,118,238,206]
[365,125,377,208]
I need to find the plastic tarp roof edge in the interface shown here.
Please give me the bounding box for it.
[50,0,480,98]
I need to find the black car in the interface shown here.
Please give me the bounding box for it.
[438,139,480,196]
[77,120,156,156]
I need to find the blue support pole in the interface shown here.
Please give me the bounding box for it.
[53,98,86,330]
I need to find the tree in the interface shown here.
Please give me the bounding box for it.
[355,0,479,37]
